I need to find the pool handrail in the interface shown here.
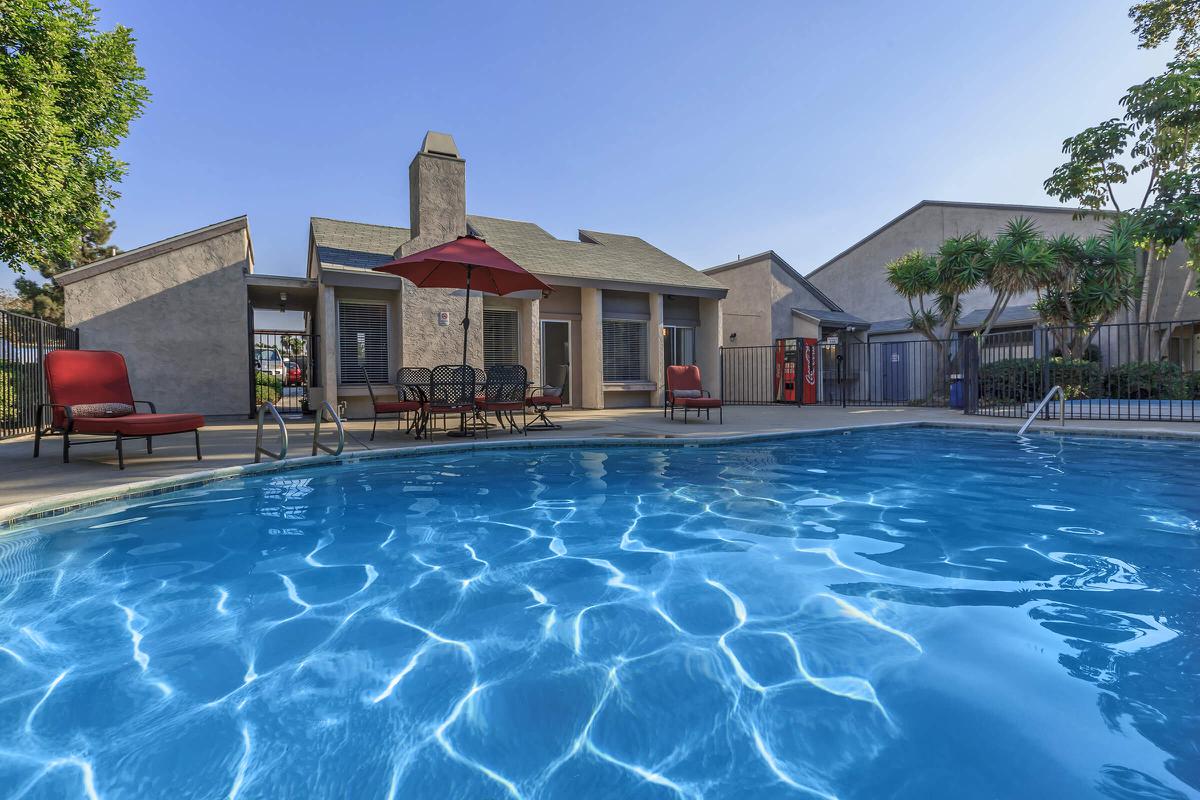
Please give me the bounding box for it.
[254,402,288,462]
[312,401,345,457]
[1019,385,1066,436]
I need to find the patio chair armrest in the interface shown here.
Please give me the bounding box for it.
[132,399,158,413]
[700,389,712,398]
[36,403,73,427]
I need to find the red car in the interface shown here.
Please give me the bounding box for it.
[285,361,303,386]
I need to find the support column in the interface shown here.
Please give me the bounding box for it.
[648,292,665,408]
[320,285,338,403]
[697,297,723,399]
[519,298,541,387]
[580,287,604,409]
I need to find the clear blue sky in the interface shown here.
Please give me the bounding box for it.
[12,0,1172,289]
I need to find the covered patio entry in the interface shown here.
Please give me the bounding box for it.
[246,275,319,416]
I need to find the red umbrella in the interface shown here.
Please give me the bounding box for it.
[373,235,551,367]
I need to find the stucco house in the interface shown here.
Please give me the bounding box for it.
[59,131,727,418]
[702,250,868,347]
[806,199,1199,341]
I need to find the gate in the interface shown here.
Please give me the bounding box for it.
[813,337,953,407]
[0,310,79,439]
[251,330,319,416]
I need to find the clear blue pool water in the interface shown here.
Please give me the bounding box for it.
[0,428,1197,799]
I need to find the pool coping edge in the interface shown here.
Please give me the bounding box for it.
[2,419,1196,530]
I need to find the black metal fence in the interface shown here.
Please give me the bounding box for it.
[251,330,319,416]
[813,338,953,407]
[0,310,79,439]
[968,319,1200,422]
[721,344,791,405]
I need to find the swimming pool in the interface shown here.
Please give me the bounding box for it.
[0,428,1196,799]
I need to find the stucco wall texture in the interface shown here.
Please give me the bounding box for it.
[63,229,251,416]
[806,203,1200,325]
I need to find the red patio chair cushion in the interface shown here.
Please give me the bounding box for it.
[71,413,205,436]
[526,395,564,407]
[478,401,525,412]
[681,397,722,408]
[45,350,135,428]
[374,400,421,413]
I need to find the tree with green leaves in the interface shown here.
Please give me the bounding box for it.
[1130,0,1200,58]
[885,218,1055,343]
[10,216,118,324]
[0,0,149,273]
[1034,218,1141,357]
[1044,57,1200,349]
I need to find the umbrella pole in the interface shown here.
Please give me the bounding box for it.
[461,265,472,368]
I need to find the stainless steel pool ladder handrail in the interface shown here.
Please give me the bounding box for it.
[1018,385,1066,436]
[312,401,345,457]
[254,402,288,462]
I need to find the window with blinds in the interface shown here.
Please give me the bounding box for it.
[602,320,648,381]
[483,308,519,367]
[338,302,389,384]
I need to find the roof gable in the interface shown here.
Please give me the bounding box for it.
[310,214,726,296]
[56,216,251,287]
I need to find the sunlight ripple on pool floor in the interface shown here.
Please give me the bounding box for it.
[0,429,1196,799]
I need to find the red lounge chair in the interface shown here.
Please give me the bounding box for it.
[34,350,205,469]
[665,364,723,424]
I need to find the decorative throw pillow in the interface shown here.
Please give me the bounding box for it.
[71,402,134,418]
[540,385,563,397]
[673,389,702,398]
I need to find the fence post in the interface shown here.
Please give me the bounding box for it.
[961,336,978,414]
[1039,326,1051,420]
[719,346,725,405]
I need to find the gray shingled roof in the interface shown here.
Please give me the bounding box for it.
[311,218,410,269]
[791,308,871,329]
[869,317,916,335]
[955,303,1038,329]
[310,215,725,293]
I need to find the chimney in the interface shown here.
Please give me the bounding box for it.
[398,131,466,256]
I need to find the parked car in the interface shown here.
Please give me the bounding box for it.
[285,360,302,386]
[255,347,286,379]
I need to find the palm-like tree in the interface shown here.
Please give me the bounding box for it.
[977,217,1055,339]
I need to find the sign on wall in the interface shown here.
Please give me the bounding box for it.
[437,311,450,327]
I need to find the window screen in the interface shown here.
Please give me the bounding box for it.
[602,320,647,381]
[483,308,519,368]
[338,302,389,384]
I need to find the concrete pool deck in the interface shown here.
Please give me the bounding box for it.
[1,405,1197,525]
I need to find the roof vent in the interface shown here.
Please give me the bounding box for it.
[420,131,460,159]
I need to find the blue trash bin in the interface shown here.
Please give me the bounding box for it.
[949,378,964,409]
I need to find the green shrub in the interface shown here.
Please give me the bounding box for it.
[1187,372,1200,400]
[979,357,1102,404]
[980,358,1042,404]
[255,371,282,405]
[1103,361,1188,399]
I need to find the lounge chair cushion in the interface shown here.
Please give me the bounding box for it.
[71,402,135,418]
[672,389,702,398]
[70,413,205,436]
[680,397,722,408]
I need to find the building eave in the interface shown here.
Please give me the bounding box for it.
[56,216,251,287]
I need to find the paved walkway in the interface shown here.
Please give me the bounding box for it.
[1,405,1196,520]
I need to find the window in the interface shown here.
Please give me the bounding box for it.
[603,320,647,381]
[663,326,695,367]
[338,302,389,384]
[483,308,519,368]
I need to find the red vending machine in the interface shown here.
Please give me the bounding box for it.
[774,339,796,402]
[801,338,818,405]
